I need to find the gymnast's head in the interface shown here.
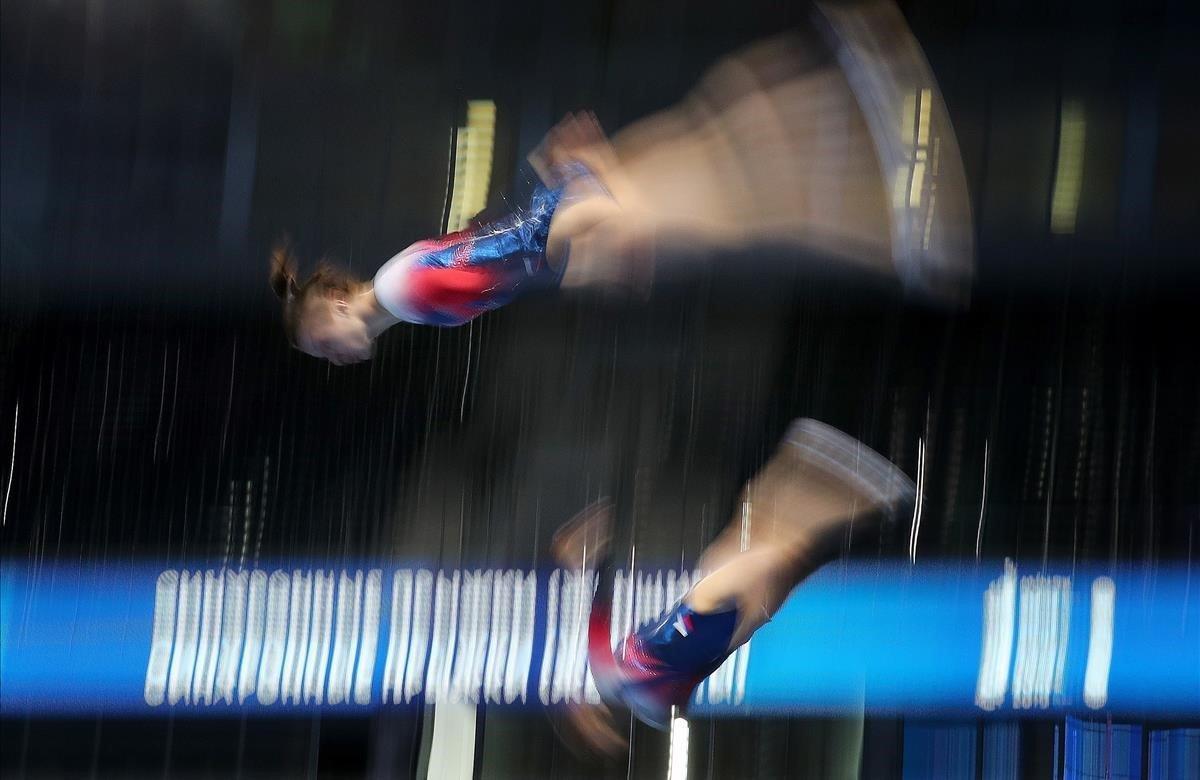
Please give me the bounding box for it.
[269,238,374,366]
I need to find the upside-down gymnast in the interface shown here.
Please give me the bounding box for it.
[269,0,972,366]
[268,118,620,366]
[550,417,914,754]
[267,0,970,753]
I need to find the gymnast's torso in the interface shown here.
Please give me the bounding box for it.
[371,194,560,326]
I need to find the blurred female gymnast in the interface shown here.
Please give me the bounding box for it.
[267,0,969,753]
[268,113,630,366]
[551,417,914,753]
[269,1,974,364]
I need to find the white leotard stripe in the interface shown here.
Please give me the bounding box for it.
[372,248,420,322]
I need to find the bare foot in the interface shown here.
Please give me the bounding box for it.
[547,501,628,759]
[549,701,628,759]
[551,499,613,571]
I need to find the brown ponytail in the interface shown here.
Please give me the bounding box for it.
[269,236,300,303]
[268,235,360,346]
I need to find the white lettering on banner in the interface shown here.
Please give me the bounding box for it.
[167,570,201,705]
[427,571,462,702]
[353,570,382,705]
[403,570,433,703]
[505,572,528,703]
[450,571,475,701]
[466,571,494,702]
[636,572,653,631]
[568,571,593,703]
[651,572,665,630]
[280,570,312,705]
[439,568,460,700]
[255,570,290,705]
[143,567,742,709]
[550,570,578,704]
[327,571,362,705]
[303,571,335,704]
[612,570,629,651]
[974,561,1080,712]
[382,570,412,705]
[144,571,179,706]
[1011,573,1072,709]
[192,570,225,704]
[507,571,537,704]
[483,571,513,703]
[975,559,1018,710]
[214,570,248,704]
[538,569,560,705]
[1083,577,1115,709]
[580,569,604,705]
[451,570,490,702]
[237,570,267,704]
[733,638,751,704]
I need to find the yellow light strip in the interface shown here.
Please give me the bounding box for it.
[446,100,497,232]
[1050,100,1086,235]
[916,88,932,147]
[909,160,927,210]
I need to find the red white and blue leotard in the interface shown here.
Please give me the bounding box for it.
[373,165,601,326]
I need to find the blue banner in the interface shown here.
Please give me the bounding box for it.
[1,559,1196,717]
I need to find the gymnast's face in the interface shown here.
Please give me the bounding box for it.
[294,291,373,366]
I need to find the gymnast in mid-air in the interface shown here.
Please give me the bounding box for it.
[268,112,628,366]
[269,1,973,365]
[268,0,973,750]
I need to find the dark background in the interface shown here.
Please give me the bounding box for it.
[1,0,1197,776]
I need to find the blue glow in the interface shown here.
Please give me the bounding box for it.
[1,559,1196,717]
